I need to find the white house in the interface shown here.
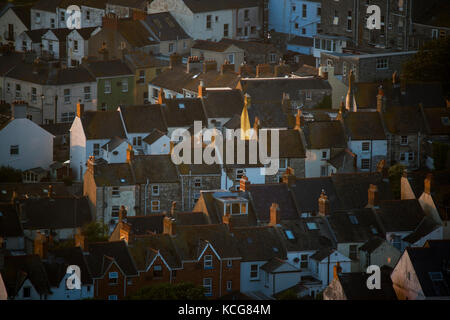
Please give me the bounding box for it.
[67,27,100,67]
[0,273,7,300]
[149,0,262,41]
[42,28,70,60]
[0,103,54,171]
[15,29,47,54]
[0,4,30,46]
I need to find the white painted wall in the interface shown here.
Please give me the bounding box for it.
[391,250,425,300]
[69,117,86,181]
[348,139,387,172]
[0,8,29,45]
[146,135,171,155]
[0,118,53,170]
[30,9,57,30]
[240,261,266,293]
[48,275,93,300]
[305,148,336,178]
[101,142,129,163]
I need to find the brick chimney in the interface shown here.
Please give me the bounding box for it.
[126,145,134,163]
[132,9,146,21]
[281,92,291,113]
[198,80,206,97]
[239,63,252,77]
[269,203,281,226]
[118,205,127,224]
[256,63,271,78]
[12,101,27,119]
[282,167,296,187]
[294,109,302,130]
[424,173,433,195]
[34,231,48,259]
[77,100,84,118]
[75,229,88,252]
[187,56,202,73]
[169,53,182,69]
[170,201,177,216]
[274,61,290,77]
[377,85,386,113]
[221,60,235,75]
[333,261,342,279]
[203,59,217,73]
[367,184,379,208]
[239,175,250,192]
[87,155,96,175]
[102,13,119,30]
[158,87,165,104]
[47,185,53,198]
[318,189,330,216]
[163,216,176,236]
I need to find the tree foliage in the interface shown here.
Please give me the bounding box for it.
[388,163,406,199]
[402,36,450,98]
[82,221,109,243]
[0,166,22,183]
[432,141,449,170]
[127,282,206,300]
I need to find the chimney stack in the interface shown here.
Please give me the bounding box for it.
[34,231,48,259]
[239,175,250,192]
[11,101,27,119]
[158,87,165,104]
[187,56,202,73]
[376,86,386,113]
[333,262,342,280]
[118,205,127,224]
[256,63,271,78]
[282,167,296,187]
[281,92,291,113]
[198,80,206,97]
[126,145,134,163]
[75,229,88,252]
[221,60,235,75]
[170,201,177,217]
[239,63,252,77]
[169,53,182,69]
[424,173,432,195]
[269,203,281,226]
[203,59,217,73]
[47,185,53,198]
[102,13,119,30]
[294,109,302,130]
[163,216,176,236]
[367,184,379,208]
[274,60,290,77]
[77,100,84,118]
[318,189,330,216]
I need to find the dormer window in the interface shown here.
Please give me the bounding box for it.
[225,201,248,215]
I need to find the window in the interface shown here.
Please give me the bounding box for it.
[22,40,27,51]
[168,43,174,53]
[244,9,249,19]
[112,187,120,197]
[109,272,118,285]
[251,26,256,34]
[35,12,41,24]
[139,70,145,83]
[228,53,234,64]
[361,159,370,170]
[122,79,128,92]
[111,206,120,217]
[194,178,202,188]
[23,286,31,298]
[302,4,307,18]
[306,222,318,230]
[31,87,37,102]
[322,151,328,160]
[15,84,21,99]
[133,136,142,147]
[206,15,212,29]
[223,24,229,37]
[86,10,90,20]
[349,245,358,260]
[362,142,370,151]
[250,264,259,280]
[380,16,385,35]
[295,23,299,29]
[376,58,388,70]
[50,18,55,28]
[6,83,10,93]
[237,28,242,36]
[347,10,352,31]
[104,80,111,94]
[292,6,296,12]
[333,10,339,25]
[63,88,71,103]
[400,153,406,161]
[61,112,75,122]
[204,255,213,269]
[302,28,306,35]
[92,143,100,156]
[108,295,118,300]
[408,152,415,161]
[279,158,288,170]
[151,200,160,212]
[227,260,232,268]
[343,62,347,77]
[300,254,308,269]
[84,86,91,101]
[60,11,65,22]
[153,265,162,278]
[432,29,439,40]
[400,136,408,145]
[152,88,159,99]
[227,280,232,291]
[392,235,401,250]
[10,145,19,155]
[203,278,212,296]
[317,6,321,17]
[269,53,277,63]
[349,215,359,224]
[151,185,159,196]
[320,166,328,177]
[305,90,312,100]
[236,169,245,181]
[171,270,177,278]
[73,40,78,52]
[49,42,53,52]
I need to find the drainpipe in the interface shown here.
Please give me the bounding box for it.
[417,132,421,169]
[181,174,185,211]
[144,178,149,215]
[188,170,192,210]
[54,94,58,123]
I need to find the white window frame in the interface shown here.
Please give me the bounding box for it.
[250,264,259,280]
[84,86,91,101]
[400,136,408,145]
[204,255,213,269]
[203,278,212,296]
[151,200,160,212]
[104,80,111,94]
[151,184,159,196]
[122,79,128,92]
[376,58,389,70]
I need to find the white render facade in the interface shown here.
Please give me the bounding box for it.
[347,139,387,172]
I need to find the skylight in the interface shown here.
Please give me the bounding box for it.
[441,117,449,126]
[349,215,359,225]
[179,103,185,109]
[371,226,378,234]
[285,230,295,240]
[273,247,279,252]
[306,222,318,230]
[429,272,444,281]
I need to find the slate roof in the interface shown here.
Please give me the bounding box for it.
[143,129,166,145]
[359,237,386,254]
[422,107,450,136]
[2,255,52,297]
[342,111,386,140]
[72,27,98,40]
[403,216,442,244]
[132,155,179,183]
[232,226,287,262]
[86,241,138,278]
[0,53,22,76]
[412,0,450,28]
[84,59,133,78]
[101,136,128,151]
[125,52,169,69]
[0,203,23,238]
[122,214,166,235]
[107,0,148,10]
[40,123,71,136]
[377,199,427,232]
[91,162,134,186]
[11,5,31,29]
[44,28,71,41]
[287,36,314,47]
[382,105,425,135]
[162,98,208,128]
[32,0,62,12]
[80,110,126,140]
[277,129,306,158]
[183,0,260,13]
[238,78,331,103]
[247,184,299,222]
[143,12,190,41]
[260,257,287,273]
[24,28,48,42]
[221,38,280,55]
[326,209,383,244]
[201,89,244,119]
[192,40,236,52]
[406,240,450,297]
[0,182,81,202]
[303,121,346,149]
[119,104,168,133]
[20,197,92,230]
[116,18,157,47]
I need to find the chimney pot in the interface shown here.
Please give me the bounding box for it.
[239,175,250,192]
[282,167,296,187]
[163,216,176,236]
[198,80,206,97]
[269,203,281,226]
[424,173,432,194]
[126,145,134,164]
[333,262,342,280]
[318,189,330,216]
[77,100,84,118]
[367,184,379,207]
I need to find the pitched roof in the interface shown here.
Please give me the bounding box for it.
[24,28,48,42]
[359,236,387,253]
[422,107,450,135]
[0,204,23,238]
[403,216,442,244]
[277,129,306,158]
[221,38,280,55]
[124,52,169,69]
[120,104,167,133]
[20,197,92,230]
[406,240,450,297]
[86,241,138,278]
[382,105,425,135]
[161,98,208,128]
[412,0,450,28]
[183,0,260,13]
[72,26,99,40]
[117,18,157,47]
[143,12,190,41]
[80,110,126,140]
[91,161,134,186]
[101,136,128,151]
[32,0,63,12]
[131,155,179,183]
[143,129,166,145]
[0,182,81,202]
[11,5,32,29]
[122,214,166,235]
[84,59,133,78]
[291,177,342,213]
[287,36,314,47]
[201,89,244,119]
[192,40,236,52]
[377,199,427,232]
[342,111,386,140]
[44,28,71,41]
[303,121,346,149]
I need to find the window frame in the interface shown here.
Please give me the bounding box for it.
[204,254,213,269]
[250,264,259,280]
[151,200,160,213]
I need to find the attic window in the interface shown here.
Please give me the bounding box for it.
[441,117,449,126]
[349,215,358,224]
[178,103,185,109]
[285,230,295,240]
[371,226,378,234]
[273,247,279,252]
[306,222,318,230]
[429,272,443,281]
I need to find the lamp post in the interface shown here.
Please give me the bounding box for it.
[40,94,44,124]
